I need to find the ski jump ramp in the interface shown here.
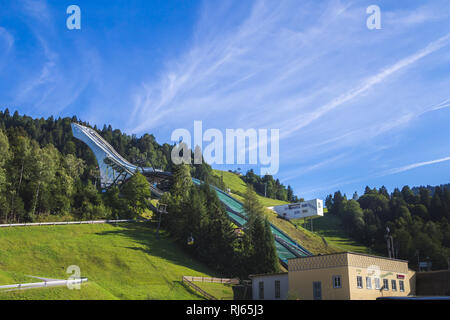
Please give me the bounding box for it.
[71,123,170,189]
[71,123,312,265]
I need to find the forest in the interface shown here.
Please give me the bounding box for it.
[0,109,279,277]
[325,185,450,270]
[0,109,212,222]
[2,109,449,272]
[0,109,292,223]
[160,164,278,277]
[241,169,299,202]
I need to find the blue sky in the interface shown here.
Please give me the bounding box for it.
[1,0,450,200]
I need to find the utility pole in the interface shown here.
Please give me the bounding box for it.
[416,250,420,269]
[156,203,167,239]
[385,227,395,259]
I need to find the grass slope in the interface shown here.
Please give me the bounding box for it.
[212,170,289,207]
[194,282,234,300]
[213,169,371,255]
[264,210,340,255]
[292,214,372,254]
[212,170,341,255]
[0,222,229,300]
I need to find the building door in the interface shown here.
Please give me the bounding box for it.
[313,281,322,300]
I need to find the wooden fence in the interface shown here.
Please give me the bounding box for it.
[181,276,217,300]
[182,276,240,285]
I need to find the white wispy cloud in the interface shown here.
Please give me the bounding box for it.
[305,97,450,153]
[279,32,450,139]
[0,27,14,71]
[280,154,347,182]
[9,0,96,115]
[17,36,58,102]
[384,157,450,175]
[384,5,450,28]
[126,0,357,133]
[0,27,14,51]
[4,0,450,199]
[121,0,450,202]
[21,0,52,25]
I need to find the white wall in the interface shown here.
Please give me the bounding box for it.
[251,274,288,300]
[272,199,323,220]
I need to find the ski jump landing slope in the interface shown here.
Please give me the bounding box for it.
[71,123,312,265]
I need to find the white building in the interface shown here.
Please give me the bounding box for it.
[249,273,288,300]
[271,199,323,220]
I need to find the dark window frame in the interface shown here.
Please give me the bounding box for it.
[391,279,397,291]
[313,281,322,300]
[366,277,372,289]
[275,280,281,298]
[399,280,405,292]
[375,278,381,290]
[383,278,389,291]
[356,276,363,289]
[332,275,342,289]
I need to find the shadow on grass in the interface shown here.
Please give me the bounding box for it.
[95,222,212,275]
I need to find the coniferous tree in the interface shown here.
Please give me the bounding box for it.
[121,171,151,218]
[0,129,10,222]
[242,185,279,275]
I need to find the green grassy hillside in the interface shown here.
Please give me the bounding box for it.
[292,214,372,254]
[212,170,289,207]
[264,210,341,255]
[212,170,341,254]
[213,169,371,255]
[0,222,230,300]
[194,282,234,300]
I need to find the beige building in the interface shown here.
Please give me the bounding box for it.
[288,252,416,300]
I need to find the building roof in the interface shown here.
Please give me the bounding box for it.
[248,272,288,279]
[287,251,409,264]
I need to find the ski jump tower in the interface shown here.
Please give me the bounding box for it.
[71,123,171,190]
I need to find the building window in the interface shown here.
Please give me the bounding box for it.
[391,280,397,291]
[333,275,341,288]
[258,281,264,300]
[375,278,381,290]
[383,279,389,291]
[356,276,363,288]
[366,277,372,289]
[275,280,281,298]
[313,281,322,300]
[302,209,308,213]
[399,280,405,292]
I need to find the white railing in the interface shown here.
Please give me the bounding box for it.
[0,219,139,228]
[0,278,88,291]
